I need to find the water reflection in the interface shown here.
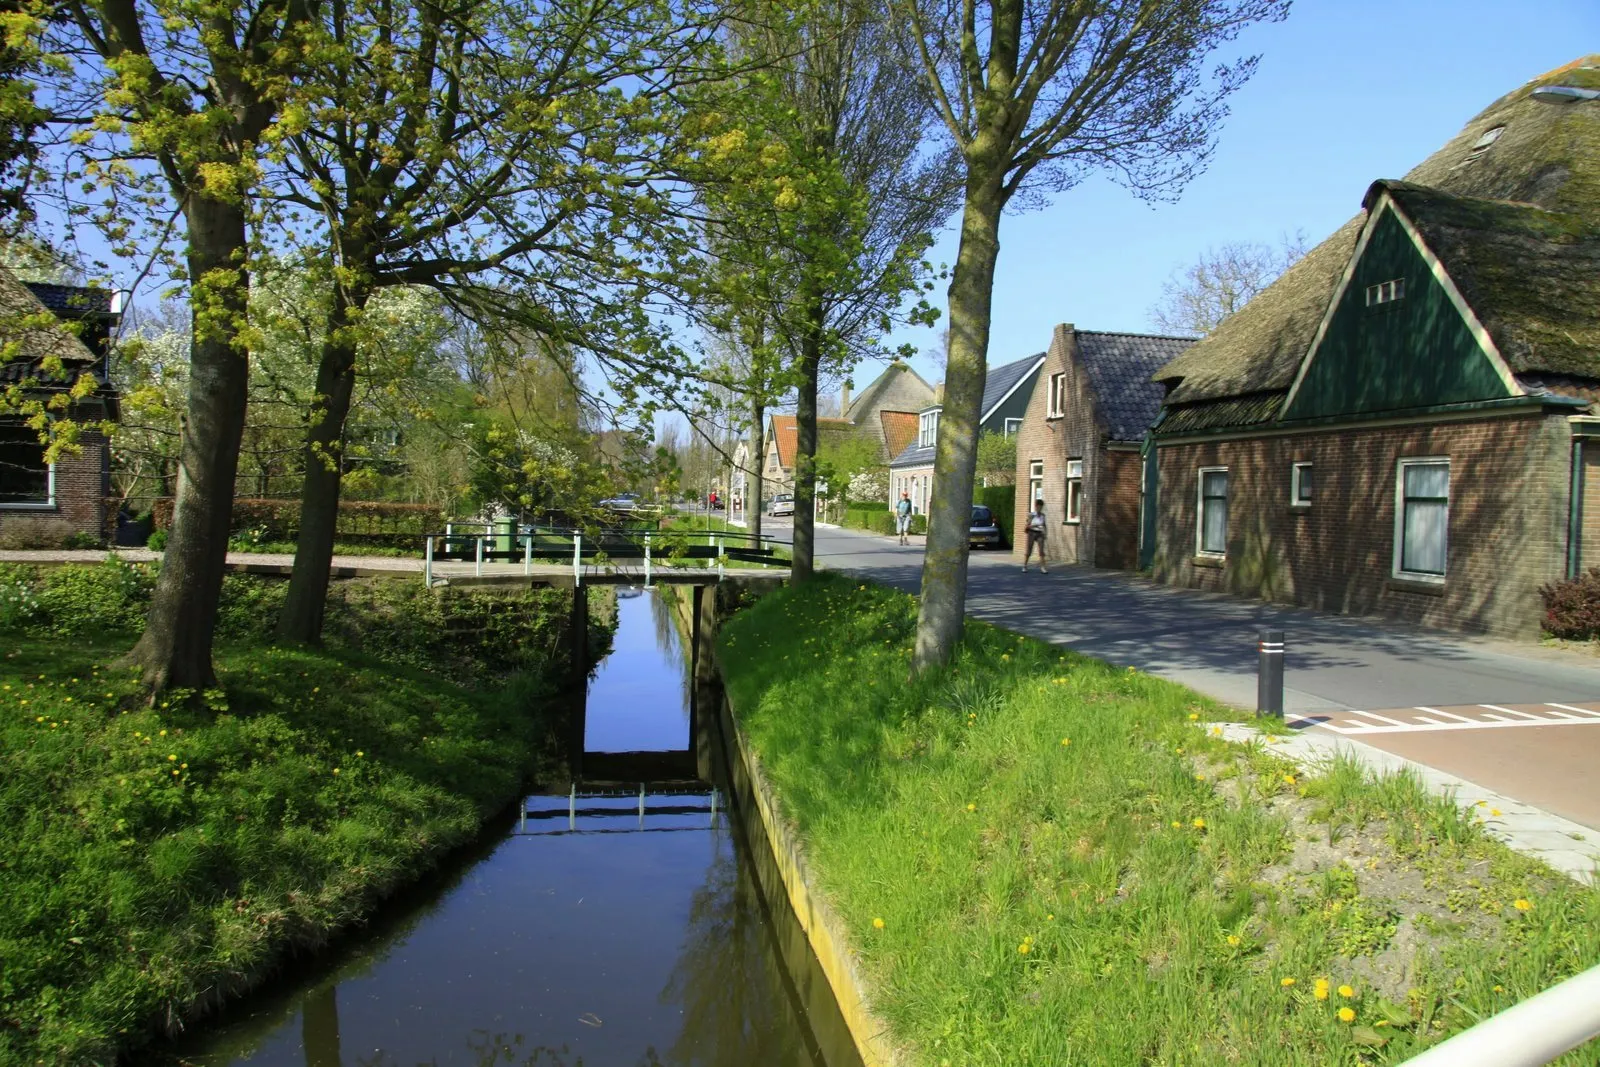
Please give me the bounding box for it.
[158,588,837,1067]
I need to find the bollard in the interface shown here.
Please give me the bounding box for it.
[474,535,483,576]
[523,530,532,576]
[1257,629,1285,718]
[645,532,652,587]
[424,535,433,587]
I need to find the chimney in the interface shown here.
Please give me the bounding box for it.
[934,381,944,404]
[841,381,851,414]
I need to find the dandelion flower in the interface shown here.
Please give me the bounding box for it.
[1338,1007,1355,1023]
[1188,712,1199,721]
[1192,817,1206,830]
[1171,821,1181,829]
[1194,773,1206,781]
[872,917,884,929]
[1313,978,1330,1001]
[1338,984,1355,998]
[1490,808,1502,817]
[1226,934,1241,947]
[1493,984,1504,993]
[1060,738,1071,746]
[332,768,340,775]
[1018,942,1031,954]
[1283,774,1296,785]
[1280,977,1295,987]
[1046,914,1054,921]
[966,802,976,812]
[167,754,177,762]
[1514,898,1532,911]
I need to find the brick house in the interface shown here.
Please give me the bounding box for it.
[763,361,936,495]
[1147,57,1600,639]
[1010,327,1192,568]
[0,266,122,541]
[888,352,1044,514]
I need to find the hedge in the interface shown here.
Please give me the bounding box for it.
[151,498,445,546]
[976,484,1015,548]
[1542,568,1600,639]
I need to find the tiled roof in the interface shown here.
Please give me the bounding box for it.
[890,441,935,468]
[880,410,918,460]
[980,353,1045,421]
[770,414,797,468]
[1076,331,1194,441]
[22,282,115,316]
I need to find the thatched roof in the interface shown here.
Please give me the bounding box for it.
[1155,56,1600,413]
[0,265,100,370]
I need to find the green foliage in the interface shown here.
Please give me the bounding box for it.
[145,529,167,552]
[840,506,896,536]
[975,430,1016,487]
[977,484,1015,547]
[33,556,155,635]
[718,576,1600,1066]
[0,633,569,1064]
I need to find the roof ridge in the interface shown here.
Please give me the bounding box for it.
[1075,329,1199,342]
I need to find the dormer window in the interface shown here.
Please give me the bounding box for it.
[1366,278,1405,307]
[918,408,940,448]
[1469,126,1504,156]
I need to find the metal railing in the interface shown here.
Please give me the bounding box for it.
[420,525,782,586]
[1399,962,1600,1066]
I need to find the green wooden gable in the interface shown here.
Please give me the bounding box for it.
[1282,201,1512,421]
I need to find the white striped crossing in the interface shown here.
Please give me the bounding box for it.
[1295,701,1600,735]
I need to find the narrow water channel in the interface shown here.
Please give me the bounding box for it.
[161,587,858,1067]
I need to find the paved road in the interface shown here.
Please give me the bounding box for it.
[760,518,1600,830]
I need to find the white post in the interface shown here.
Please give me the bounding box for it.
[573,532,581,585]
[524,528,532,576]
[1400,963,1600,1067]
[717,536,724,580]
[645,532,652,587]
[475,535,483,576]
[424,535,433,587]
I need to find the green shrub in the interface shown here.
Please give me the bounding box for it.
[909,514,927,535]
[976,484,1016,547]
[63,530,101,550]
[34,556,156,635]
[147,529,168,552]
[0,563,40,628]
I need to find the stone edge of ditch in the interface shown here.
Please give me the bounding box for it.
[722,696,907,1067]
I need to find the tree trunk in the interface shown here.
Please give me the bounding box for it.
[912,175,1005,673]
[748,397,764,548]
[789,309,824,581]
[277,282,368,643]
[124,196,252,690]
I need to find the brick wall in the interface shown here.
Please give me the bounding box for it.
[0,430,108,540]
[1152,412,1570,638]
[1095,445,1143,569]
[1579,446,1600,572]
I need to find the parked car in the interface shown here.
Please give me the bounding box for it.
[969,504,1002,548]
[769,494,795,517]
[599,493,639,511]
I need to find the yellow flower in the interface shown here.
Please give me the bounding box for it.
[1046,914,1054,921]
[1060,738,1071,746]
[1493,984,1505,993]
[872,917,885,929]
[167,754,176,761]
[1188,712,1199,721]
[1171,821,1181,828]
[1017,942,1031,954]
[966,802,976,812]
[1490,808,1502,816]
[1313,978,1330,1000]
[1280,977,1295,987]
[1194,773,1205,781]
[356,750,364,758]
[158,729,166,737]
[1283,774,1296,785]
[1514,898,1532,911]
[332,768,340,775]
[1338,1007,1355,1023]
[1192,817,1206,830]
[1338,984,1355,998]
[1226,934,1241,947]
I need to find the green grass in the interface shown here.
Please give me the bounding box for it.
[0,571,587,1063]
[719,576,1600,1066]
[226,539,425,558]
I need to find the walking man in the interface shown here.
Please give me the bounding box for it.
[895,491,913,546]
[1022,497,1048,573]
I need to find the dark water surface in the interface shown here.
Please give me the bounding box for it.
[160,589,851,1067]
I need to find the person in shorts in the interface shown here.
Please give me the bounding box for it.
[1022,498,1048,573]
[895,491,913,545]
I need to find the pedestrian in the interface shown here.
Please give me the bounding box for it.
[1022,497,1048,573]
[895,491,913,545]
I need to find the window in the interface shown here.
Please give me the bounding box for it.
[1395,458,1449,580]
[1047,373,1067,418]
[0,426,51,506]
[1466,125,1504,159]
[1004,418,1022,437]
[1064,459,1083,524]
[1366,278,1406,306]
[1028,459,1044,506]
[1197,467,1228,557]
[918,409,940,448]
[1291,462,1313,508]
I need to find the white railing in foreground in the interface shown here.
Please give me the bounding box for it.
[1401,963,1600,1066]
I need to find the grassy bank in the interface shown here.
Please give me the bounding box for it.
[719,576,1600,1066]
[0,562,603,1063]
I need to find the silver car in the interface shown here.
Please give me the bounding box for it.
[769,494,795,516]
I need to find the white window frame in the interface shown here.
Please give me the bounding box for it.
[1365,278,1406,306]
[918,409,940,448]
[1004,417,1022,437]
[0,430,56,510]
[1393,457,1449,583]
[1046,373,1067,418]
[1290,461,1313,509]
[1028,459,1044,506]
[1196,466,1228,559]
[1064,458,1083,524]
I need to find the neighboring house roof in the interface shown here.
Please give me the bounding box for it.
[0,266,102,371]
[768,414,854,467]
[23,281,116,317]
[880,410,918,459]
[980,352,1046,422]
[1075,331,1195,441]
[844,361,936,423]
[1154,56,1600,422]
[890,442,936,469]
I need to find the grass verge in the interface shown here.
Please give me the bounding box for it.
[0,566,595,1063]
[719,575,1600,1066]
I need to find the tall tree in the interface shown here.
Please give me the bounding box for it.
[268,0,724,642]
[891,0,1287,671]
[57,0,318,689]
[1150,233,1306,335]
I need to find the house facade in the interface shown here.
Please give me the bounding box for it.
[1010,328,1192,568]
[763,361,937,495]
[0,267,122,541]
[888,352,1044,514]
[1147,57,1600,639]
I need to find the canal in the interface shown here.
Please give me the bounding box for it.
[159,587,858,1067]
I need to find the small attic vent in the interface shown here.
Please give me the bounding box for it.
[1366,278,1405,307]
[1469,126,1505,155]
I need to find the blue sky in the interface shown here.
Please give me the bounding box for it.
[880,0,1600,391]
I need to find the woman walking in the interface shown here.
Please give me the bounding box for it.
[1022,498,1048,573]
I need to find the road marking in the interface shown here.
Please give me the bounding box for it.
[1417,706,1475,723]
[1348,710,1411,727]
[1481,704,1542,720]
[1479,713,1512,722]
[1548,703,1600,719]
[1412,716,1447,725]
[1305,700,1600,735]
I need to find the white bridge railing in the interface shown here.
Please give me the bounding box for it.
[1401,963,1600,1066]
